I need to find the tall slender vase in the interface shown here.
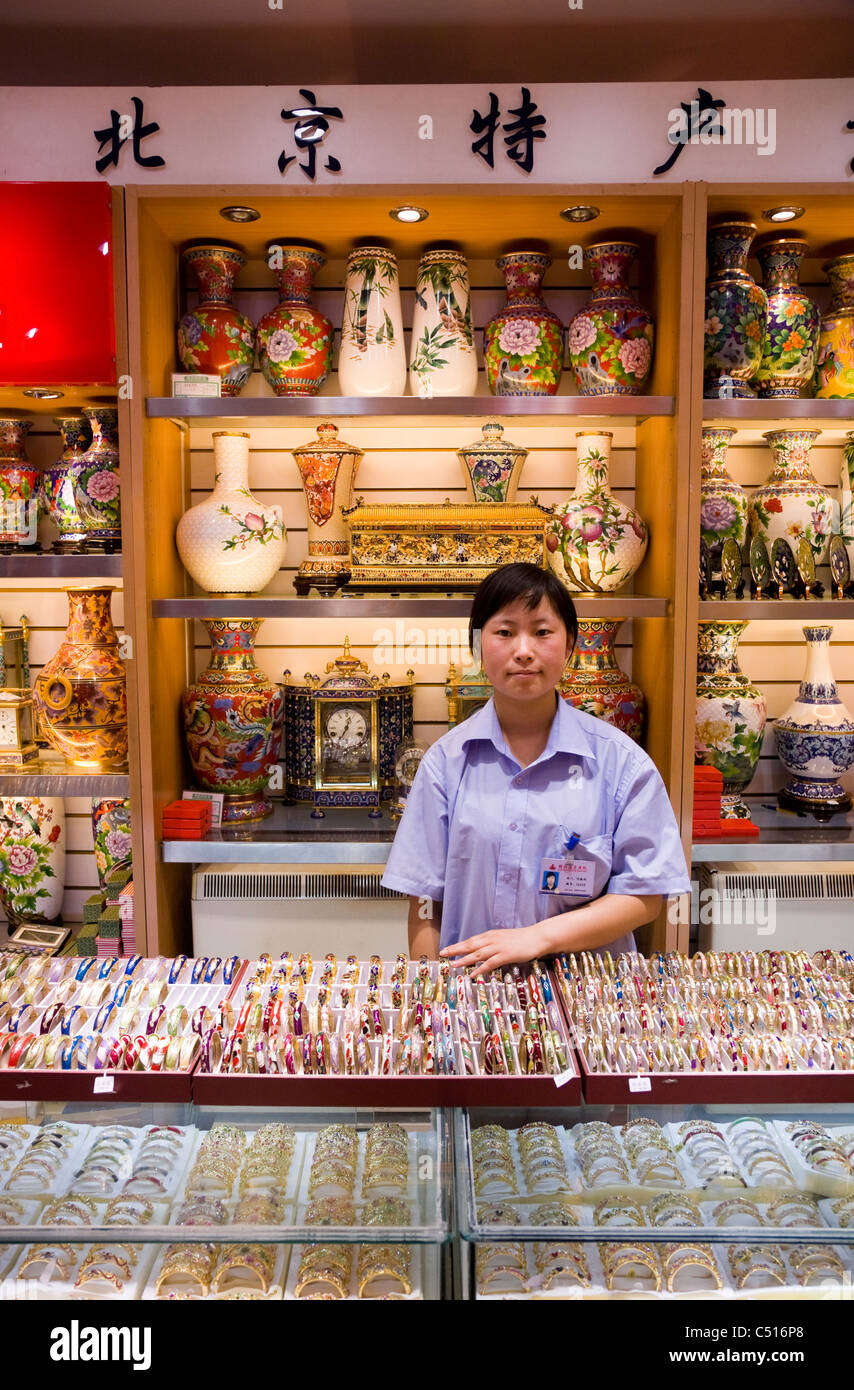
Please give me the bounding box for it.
[0,419,38,552]
[409,250,477,397]
[256,245,333,396]
[74,406,121,552]
[700,426,748,561]
[177,244,256,397]
[695,621,767,819]
[182,619,284,823]
[568,242,654,396]
[559,618,645,744]
[338,247,406,396]
[841,432,854,575]
[33,586,128,770]
[703,220,767,398]
[41,413,91,553]
[546,430,648,593]
[176,431,286,594]
[815,252,854,398]
[0,797,65,927]
[91,797,132,889]
[484,251,563,396]
[774,626,854,820]
[748,429,838,565]
[290,422,364,595]
[457,420,528,504]
[755,238,819,398]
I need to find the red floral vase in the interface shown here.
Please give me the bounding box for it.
[0,418,39,552]
[568,242,654,396]
[177,244,256,397]
[256,245,333,396]
[559,617,645,743]
[182,618,284,823]
[484,251,563,396]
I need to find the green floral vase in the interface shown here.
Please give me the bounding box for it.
[703,220,767,399]
[695,620,767,819]
[815,253,854,398]
[484,251,563,396]
[700,426,748,563]
[0,797,65,926]
[568,242,654,396]
[748,429,838,565]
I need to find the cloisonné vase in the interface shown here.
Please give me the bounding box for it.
[748,429,838,565]
[700,426,748,563]
[559,618,645,744]
[409,250,478,397]
[0,796,65,927]
[567,242,654,396]
[91,797,132,889]
[256,244,333,396]
[338,247,406,396]
[695,620,766,820]
[815,252,854,398]
[41,413,91,553]
[774,626,854,820]
[74,406,121,552]
[182,619,284,823]
[176,431,286,595]
[290,421,364,595]
[546,430,648,594]
[754,238,819,398]
[841,431,854,576]
[177,244,256,397]
[484,251,563,396]
[33,586,128,770]
[0,418,38,552]
[457,420,528,504]
[703,220,767,399]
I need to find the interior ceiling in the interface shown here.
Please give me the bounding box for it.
[4,0,853,84]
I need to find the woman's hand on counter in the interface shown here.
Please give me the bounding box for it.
[440,926,548,977]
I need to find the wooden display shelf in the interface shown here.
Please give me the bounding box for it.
[0,762,130,797]
[152,595,671,620]
[697,599,854,620]
[148,395,676,422]
[0,554,122,579]
[576,1050,854,1105]
[702,399,854,424]
[191,1069,582,1108]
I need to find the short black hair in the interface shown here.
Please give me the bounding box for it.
[469,562,578,660]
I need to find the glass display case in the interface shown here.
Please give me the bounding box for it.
[455,1107,854,1300]
[0,1104,451,1301]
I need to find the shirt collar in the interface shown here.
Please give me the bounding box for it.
[458,693,594,763]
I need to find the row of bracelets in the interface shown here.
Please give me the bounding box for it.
[0,952,241,1004]
[559,949,854,984]
[572,997,854,1040]
[295,1194,413,1299]
[581,1030,854,1073]
[678,1118,794,1186]
[784,1121,854,1178]
[307,1122,410,1200]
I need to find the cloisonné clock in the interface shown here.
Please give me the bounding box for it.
[283,638,414,816]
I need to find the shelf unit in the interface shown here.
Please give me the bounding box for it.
[0,189,148,936]
[122,182,697,956]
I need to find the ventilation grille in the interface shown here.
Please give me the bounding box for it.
[196,870,405,902]
[717,872,854,901]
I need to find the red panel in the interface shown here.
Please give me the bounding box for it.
[0,182,116,386]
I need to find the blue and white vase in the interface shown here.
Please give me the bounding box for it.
[774,626,854,819]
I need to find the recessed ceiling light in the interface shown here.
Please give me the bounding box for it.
[389,205,429,224]
[23,387,63,399]
[219,206,261,223]
[762,205,805,223]
[560,205,600,223]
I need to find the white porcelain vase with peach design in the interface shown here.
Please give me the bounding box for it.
[176,430,286,595]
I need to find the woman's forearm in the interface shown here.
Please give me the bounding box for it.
[407,895,441,959]
[535,893,662,956]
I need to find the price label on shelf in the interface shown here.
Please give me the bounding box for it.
[93,1075,115,1095]
[552,1069,575,1089]
[628,1076,652,1094]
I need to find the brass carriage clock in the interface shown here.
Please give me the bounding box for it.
[283,638,414,817]
[445,660,493,728]
[0,616,38,770]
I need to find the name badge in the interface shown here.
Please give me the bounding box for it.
[539,857,595,897]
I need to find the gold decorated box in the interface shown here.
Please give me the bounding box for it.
[342,499,553,590]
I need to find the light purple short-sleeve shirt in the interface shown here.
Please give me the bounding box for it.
[381,694,690,954]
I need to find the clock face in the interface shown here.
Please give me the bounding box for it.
[320,703,372,783]
[0,707,19,747]
[325,708,368,747]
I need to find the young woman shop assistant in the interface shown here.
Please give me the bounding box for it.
[381,563,690,976]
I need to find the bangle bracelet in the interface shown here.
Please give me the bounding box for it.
[191,957,209,985]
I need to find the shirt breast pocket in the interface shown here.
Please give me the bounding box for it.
[545,833,614,903]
